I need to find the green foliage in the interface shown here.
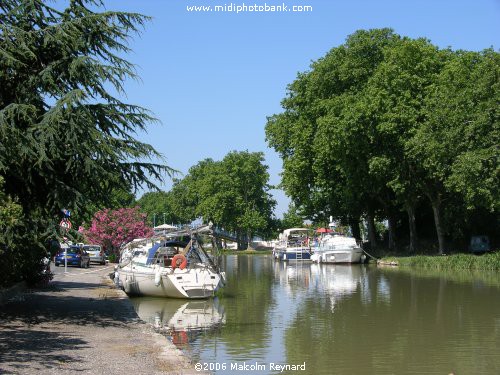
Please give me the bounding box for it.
[136,190,188,227]
[0,175,48,287]
[165,151,276,247]
[281,202,305,229]
[266,28,499,254]
[0,0,174,286]
[0,176,23,245]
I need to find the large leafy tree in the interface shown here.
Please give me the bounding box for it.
[0,0,173,284]
[266,28,499,254]
[266,29,398,246]
[366,37,449,253]
[168,151,276,248]
[136,188,191,227]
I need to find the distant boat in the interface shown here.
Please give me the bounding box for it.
[116,225,226,299]
[272,228,312,261]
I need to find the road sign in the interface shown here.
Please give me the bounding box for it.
[60,219,72,230]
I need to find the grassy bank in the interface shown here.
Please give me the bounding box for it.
[379,251,500,271]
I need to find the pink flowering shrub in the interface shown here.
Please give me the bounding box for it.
[84,206,153,257]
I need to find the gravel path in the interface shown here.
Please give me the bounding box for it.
[0,266,205,375]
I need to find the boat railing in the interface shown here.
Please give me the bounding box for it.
[318,244,358,251]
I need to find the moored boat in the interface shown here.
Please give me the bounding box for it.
[272,228,312,261]
[311,233,364,264]
[116,225,225,299]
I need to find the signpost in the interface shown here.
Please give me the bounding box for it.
[60,209,72,274]
[61,239,69,273]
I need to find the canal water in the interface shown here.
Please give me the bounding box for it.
[130,255,500,375]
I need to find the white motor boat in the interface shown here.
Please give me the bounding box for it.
[311,233,364,264]
[116,225,226,299]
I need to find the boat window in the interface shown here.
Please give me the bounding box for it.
[158,246,178,258]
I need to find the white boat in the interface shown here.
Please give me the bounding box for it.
[272,228,312,261]
[116,225,226,299]
[311,233,364,264]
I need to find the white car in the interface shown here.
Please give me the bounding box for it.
[84,245,106,265]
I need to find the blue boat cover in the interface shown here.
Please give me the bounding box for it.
[146,243,162,265]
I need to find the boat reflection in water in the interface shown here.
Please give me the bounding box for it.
[274,260,364,310]
[310,263,364,310]
[130,297,225,347]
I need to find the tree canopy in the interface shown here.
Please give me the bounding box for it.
[138,151,277,248]
[0,0,173,285]
[266,28,499,254]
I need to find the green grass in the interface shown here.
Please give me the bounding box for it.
[379,251,500,271]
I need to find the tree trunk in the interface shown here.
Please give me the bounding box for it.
[387,214,397,251]
[406,204,418,254]
[246,230,253,250]
[429,193,445,255]
[366,210,377,249]
[237,230,247,250]
[349,217,361,242]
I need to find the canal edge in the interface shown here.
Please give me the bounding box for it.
[104,273,211,375]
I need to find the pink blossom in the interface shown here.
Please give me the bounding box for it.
[83,207,153,255]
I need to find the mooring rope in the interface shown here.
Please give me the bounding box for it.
[363,249,379,261]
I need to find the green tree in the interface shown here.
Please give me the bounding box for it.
[366,37,449,253]
[0,176,23,245]
[281,202,305,229]
[266,28,499,254]
[0,0,173,284]
[170,151,276,249]
[136,188,190,227]
[266,29,398,247]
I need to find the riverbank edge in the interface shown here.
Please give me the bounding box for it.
[377,251,500,270]
[102,274,210,375]
[0,269,208,375]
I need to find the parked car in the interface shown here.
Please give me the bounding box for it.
[84,244,106,265]
[54,246,91,268]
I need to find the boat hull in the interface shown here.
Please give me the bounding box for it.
[311,248,363,264]
[118,265,224,299]
[273,248,312,261]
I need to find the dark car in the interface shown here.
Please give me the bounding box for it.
[54,246,91,268]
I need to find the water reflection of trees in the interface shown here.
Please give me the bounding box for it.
[217,255,275,356]
[283,267,500,374]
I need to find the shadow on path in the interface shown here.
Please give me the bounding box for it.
[0,327,90,374]
[0,275,139,373]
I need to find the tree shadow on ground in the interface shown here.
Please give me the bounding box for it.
[0,327,90,374]
[0,276,147,374]
[0,280,140,327]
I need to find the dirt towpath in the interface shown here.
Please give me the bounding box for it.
[0,266,204,375]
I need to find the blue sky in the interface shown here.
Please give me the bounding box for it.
[102,0,499,218]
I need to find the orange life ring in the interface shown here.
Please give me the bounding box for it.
[171,254,187,270]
